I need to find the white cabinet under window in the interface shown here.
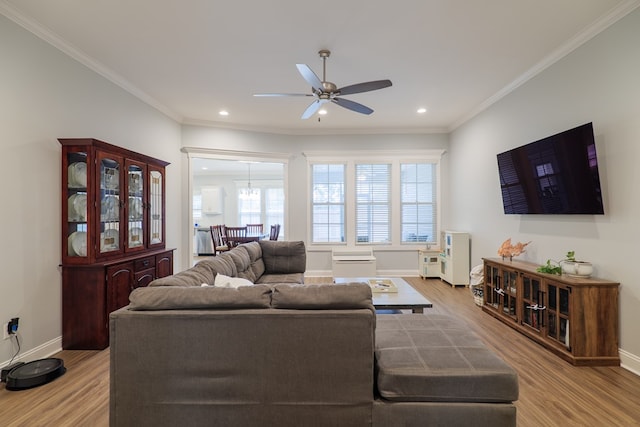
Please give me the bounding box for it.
[438,231,470,286]
[202,186,222,214]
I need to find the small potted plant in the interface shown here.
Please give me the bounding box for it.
[536,259,562,275]
[560,251,593,277]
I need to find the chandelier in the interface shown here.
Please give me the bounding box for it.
[240,162,258,197]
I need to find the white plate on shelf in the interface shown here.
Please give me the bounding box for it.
[129,173,142,193]
[67,164,76,187]
[67,194,78,221]
[73,162,87,187]
[101,229,119,252]
[129,227,143,247]
[101,196,119,221]
[68,231,87,256]
[129,197,143,219]
[68,162,87,188]
[73,194,87,221]
[103,167,119,189]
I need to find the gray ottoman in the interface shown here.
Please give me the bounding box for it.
[373,314,518,427]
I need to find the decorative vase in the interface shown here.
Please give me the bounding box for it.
[561,261,593,278]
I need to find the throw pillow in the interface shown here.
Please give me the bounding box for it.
[214,273,253,288]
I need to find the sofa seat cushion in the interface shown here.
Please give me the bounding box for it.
[128,285,272,310]
[255,273,305,285]
[375,314,518,404]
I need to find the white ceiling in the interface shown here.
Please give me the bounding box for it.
[2,0,638,134]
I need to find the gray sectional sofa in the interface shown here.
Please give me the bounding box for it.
[110,241,518,426]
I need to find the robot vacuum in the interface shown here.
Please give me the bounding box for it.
[5,358,66,391]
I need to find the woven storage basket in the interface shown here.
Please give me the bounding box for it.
[471,284,484,307]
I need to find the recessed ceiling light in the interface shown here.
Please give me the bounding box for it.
[318,109,327,115]
[219,110,229,116]
[417,108,427,114]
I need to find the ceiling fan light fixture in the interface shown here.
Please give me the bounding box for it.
[318,109,328,115]
[255,49,392,120]
[417,108,427,114]
[219,110,229,116]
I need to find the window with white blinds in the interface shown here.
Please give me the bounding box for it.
[265,187,285,239]
[306,150,442,246]
[356,163,390,243]
[311,164,345,243]
[238,190,261,225]
[401,163,436,244]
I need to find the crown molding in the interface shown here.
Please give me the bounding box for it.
[450,0,640,132]
[0,1,182,123]
[181,117,447,136]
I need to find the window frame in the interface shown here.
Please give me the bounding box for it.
[305,150,443,248]
[309,162,347,244]
[400,162,438,245]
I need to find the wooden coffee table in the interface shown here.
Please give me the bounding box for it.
[333,277,433,313]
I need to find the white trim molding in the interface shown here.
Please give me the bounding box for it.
[620,348,640,377]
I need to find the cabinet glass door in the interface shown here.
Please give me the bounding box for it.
[98,152,122,255]
[66,151,89,259]
[546,283,571,350]
[148,167,164,247]
[484,263,500,309]
[501,269,518,319]
[522,274,544,331]
[126,161,145,251]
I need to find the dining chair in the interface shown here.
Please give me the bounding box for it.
[209,225,229,255]
[269,224,281,241]
[225,226,247,248]
[246,223,264,235]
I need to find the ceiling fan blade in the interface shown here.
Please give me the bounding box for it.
[332,97,374,115]
[296,64,324,92]
[253,93,313,97]
[338,79,392,96]
[301,99,328,119]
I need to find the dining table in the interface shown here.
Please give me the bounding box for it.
[236,232,269,243]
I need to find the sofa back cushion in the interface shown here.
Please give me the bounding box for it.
[259,240,306,274]
[128,285,272,310]
[239,241,266,282]
[226,245,259,282]
[272,282,373,311]
[147,261,216,287]
[201,253,238,278]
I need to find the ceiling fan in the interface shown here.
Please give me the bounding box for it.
[254,49,392,119]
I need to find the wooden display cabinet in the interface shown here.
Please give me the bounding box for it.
[60,138,174,349]
[482,258,619,366]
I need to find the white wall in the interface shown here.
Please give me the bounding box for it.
[448,9,640,372]
[0,16,182,363]
[181,126,449,274]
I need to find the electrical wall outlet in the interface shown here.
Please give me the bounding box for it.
[3,318,18,340]
[9,317,19,334]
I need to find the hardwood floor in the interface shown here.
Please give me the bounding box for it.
[1,277,639,426]
[0,348,109,426]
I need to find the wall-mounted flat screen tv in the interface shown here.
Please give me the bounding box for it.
[497,122,604,214]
